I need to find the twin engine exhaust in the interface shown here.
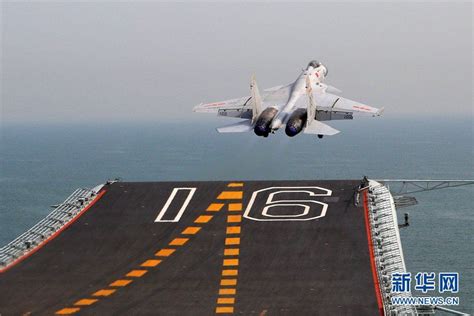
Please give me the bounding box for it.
[284,109,307,137]
[253,108,279,137]
[253,108,308,137]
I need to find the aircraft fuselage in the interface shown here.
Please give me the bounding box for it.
[269,63,327,131]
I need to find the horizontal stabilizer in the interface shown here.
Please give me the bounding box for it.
[304,120,340,136]
[216,120,253,133]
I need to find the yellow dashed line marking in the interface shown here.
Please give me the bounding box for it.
[217,191,243,200]
[155,248,175,257]
[110,279,132,287]
[224,248,239,256]
[222,269,238,276]
[225,237,240,245]
[228,203,242,211]
[227,183,243,187]
[226,226,241,234]
[58,186,236,315]
[216,306,235,313]
[220,279,237,286]
[207,203,224,211]
[182,226,201,234]
[223,259,239,266]
[74,298,98,306]
[56,308,81,315]
[219,288,236,295]
[141,259,162,267]
[216,184,244,315]
[93,289,116,297]
[169,238,189,246]
[126,270,148,278]
[217,297,235,304]
[195,215,213,223]
[227,215,242,223]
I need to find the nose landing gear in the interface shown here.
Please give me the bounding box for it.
[317,134,324,139]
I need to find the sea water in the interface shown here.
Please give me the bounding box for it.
[1,117,473,312]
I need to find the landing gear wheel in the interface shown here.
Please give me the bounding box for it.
[317,134,324,139]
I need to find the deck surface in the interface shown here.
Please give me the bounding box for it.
[0,180,379,315]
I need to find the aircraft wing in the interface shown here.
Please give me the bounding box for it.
[193,83,291,119]
[193,96,251,113]
[193,96,254,120]
[313,92,383,116]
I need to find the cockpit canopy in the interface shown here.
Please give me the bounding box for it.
[307,60,321,69]
[307,60,328,76]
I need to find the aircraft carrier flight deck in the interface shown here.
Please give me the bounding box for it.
[0,180,415,315]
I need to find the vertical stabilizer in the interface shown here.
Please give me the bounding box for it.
[250,75,263,123]
[305,75,316,127]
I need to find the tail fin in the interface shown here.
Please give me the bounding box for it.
[305,75,316,127]
[250,74,263,124]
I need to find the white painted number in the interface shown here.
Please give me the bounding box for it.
[154,188,196,222]
[244,186,332,221]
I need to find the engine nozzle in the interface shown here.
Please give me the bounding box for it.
[285,109,307,137]
[254,107,279,137]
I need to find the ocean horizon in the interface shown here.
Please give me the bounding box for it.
[1,117,473,312]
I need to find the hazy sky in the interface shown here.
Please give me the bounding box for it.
[1,2,472,124]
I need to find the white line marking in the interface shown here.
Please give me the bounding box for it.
[154,188,196,222]
[244,186,332,222]
[262,204,310,218]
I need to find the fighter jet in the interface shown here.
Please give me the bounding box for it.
[193,60,383,138]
